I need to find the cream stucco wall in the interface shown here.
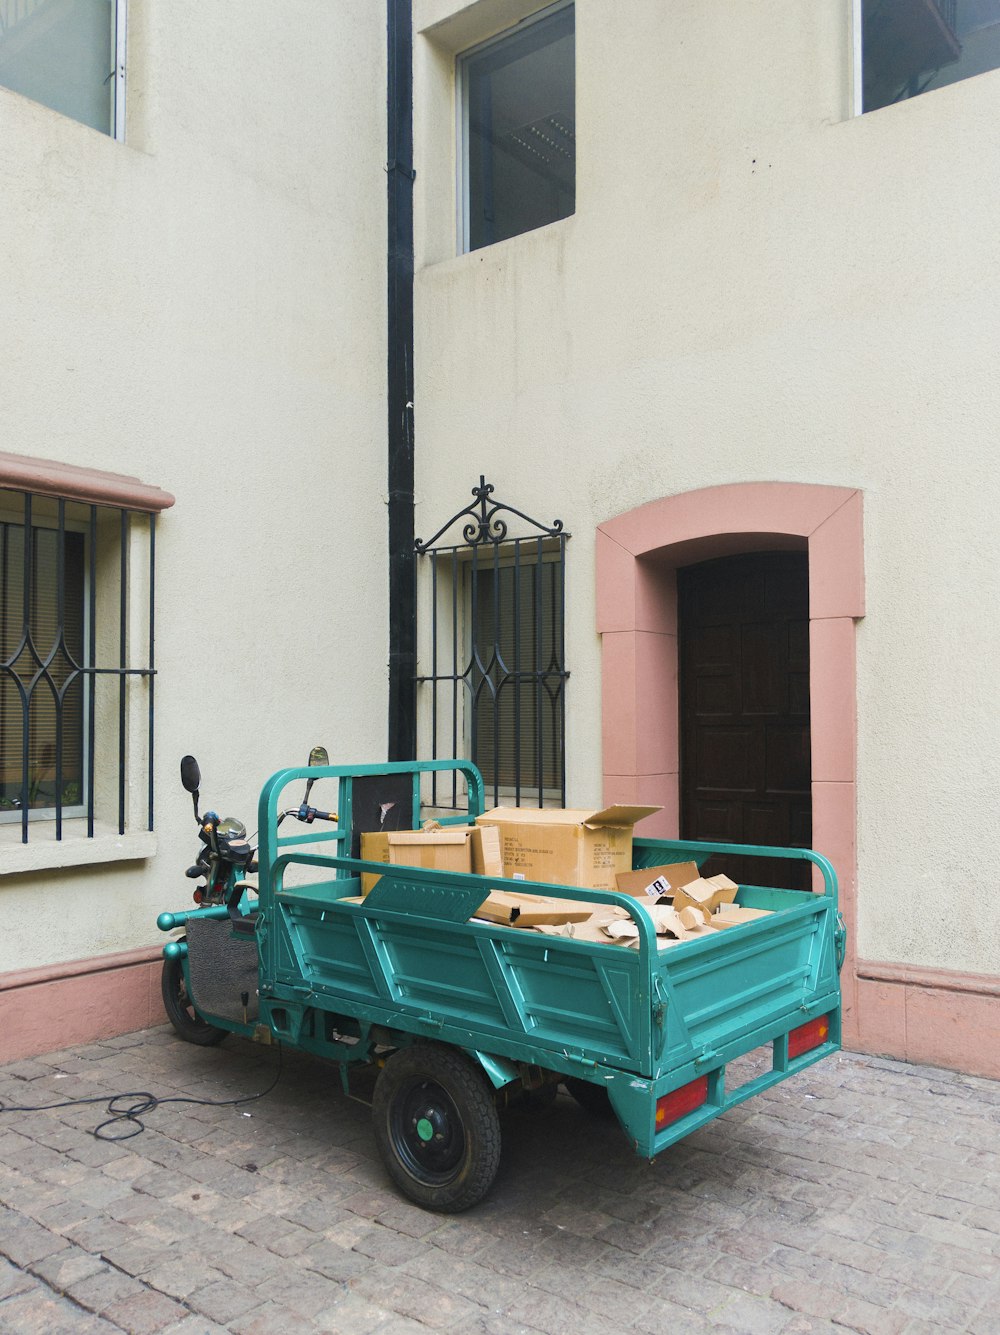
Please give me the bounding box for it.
[0,1,390,970]
[412,0,1000,976]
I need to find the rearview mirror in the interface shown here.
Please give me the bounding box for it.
[180,755,201,794]
[303,745,329,805]
[180,754,202,822]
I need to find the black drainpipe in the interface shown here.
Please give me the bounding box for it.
[386,0,416,760]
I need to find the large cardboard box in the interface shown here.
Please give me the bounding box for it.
[360,825,501,895]
[475,804,660,892]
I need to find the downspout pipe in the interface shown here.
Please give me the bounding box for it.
[386,0,416,760]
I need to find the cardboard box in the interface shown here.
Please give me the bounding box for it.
[615,862,701,902]
[475,804,661,892]
[360,825,501,895]
[673,874,739,919]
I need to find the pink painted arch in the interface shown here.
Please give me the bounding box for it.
[596,482,864,1042]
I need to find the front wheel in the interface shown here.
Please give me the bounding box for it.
[161,951,227,1046]
[372,1044,501,1213]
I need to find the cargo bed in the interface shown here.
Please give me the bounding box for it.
[252,762,843,1159]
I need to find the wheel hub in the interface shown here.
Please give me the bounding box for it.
[391,1079,466,1183]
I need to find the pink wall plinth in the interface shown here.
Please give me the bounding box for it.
[0,948,165,1064]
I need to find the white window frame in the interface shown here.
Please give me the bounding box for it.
[851,0,864,117]
[113,0,127,142]
[455,0,574,255]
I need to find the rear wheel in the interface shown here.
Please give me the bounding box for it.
[373,1044,501,1213]
[161,951,227,1046]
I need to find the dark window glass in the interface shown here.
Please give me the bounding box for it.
[471,558,564,795]
[463,4,575,252]
[863,0,1000,112]
[0,522,85,813]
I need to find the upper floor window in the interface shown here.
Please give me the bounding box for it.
[458,2,575,253]
[0,0,126,139]
[863,0,1000,112]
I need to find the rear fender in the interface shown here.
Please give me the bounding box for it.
[470,1050,519,1089]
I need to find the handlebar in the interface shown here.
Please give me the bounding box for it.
[276,805,339,828]
[296,804,338,825]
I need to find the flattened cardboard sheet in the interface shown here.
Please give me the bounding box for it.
[473,890,594,928]
[711,905,772,929]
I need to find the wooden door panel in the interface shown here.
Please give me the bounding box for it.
[680,552,811,892]
[692,799,741,842]
[742,622,784,714]
[764,724,811,794]
[695,674,737,715]
[696,727,756,790]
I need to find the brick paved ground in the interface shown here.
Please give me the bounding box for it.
[0,1029,998,1334]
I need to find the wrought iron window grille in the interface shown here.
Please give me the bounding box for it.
[0,488,157,845]
[415,477,569,811]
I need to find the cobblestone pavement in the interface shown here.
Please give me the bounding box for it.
[0,1029,998,1334]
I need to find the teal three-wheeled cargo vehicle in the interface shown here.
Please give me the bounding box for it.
[157,755,845,1212]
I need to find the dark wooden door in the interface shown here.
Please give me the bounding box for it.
[678,552,811,891]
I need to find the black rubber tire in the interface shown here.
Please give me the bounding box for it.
[161,952,228,1046]
[373,1044,501,1213]
[564,1076,616,1119]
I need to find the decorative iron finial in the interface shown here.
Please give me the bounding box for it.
[415,476,565,552]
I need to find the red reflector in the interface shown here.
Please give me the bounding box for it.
[655,1076,708,1129]
[192,888,204,904]
[788,1014,831,1059]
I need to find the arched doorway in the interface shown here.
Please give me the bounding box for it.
[596,482,863,1041]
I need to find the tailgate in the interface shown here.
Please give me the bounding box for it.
[653,891,840,1078]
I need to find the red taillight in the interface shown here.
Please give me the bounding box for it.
[788,1014,832,1059]
[655,1076,708,1129]
[192,888,204,904]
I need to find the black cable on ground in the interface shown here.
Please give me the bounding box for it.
[0,1042,283,1141]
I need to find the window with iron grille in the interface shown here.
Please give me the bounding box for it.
[415,478,569,811]
[470,546,564,797]
[0,458,172,849]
